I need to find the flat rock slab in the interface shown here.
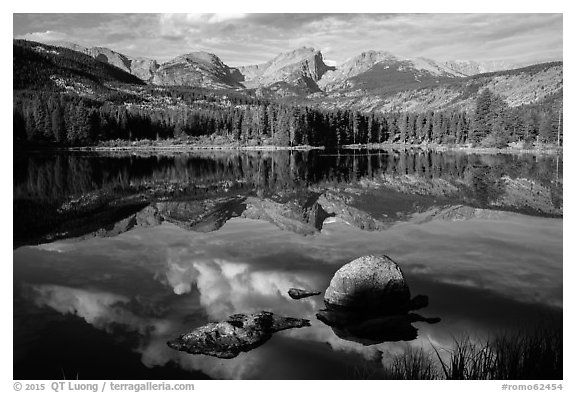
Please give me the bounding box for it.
[288,288,321,299]
[167,311,311,359]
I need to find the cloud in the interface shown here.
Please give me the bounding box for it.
[160,13,246,26]
[159,250,324,319]
[17,30,71,43]
[13,13,562,66]
[25,284,156,334]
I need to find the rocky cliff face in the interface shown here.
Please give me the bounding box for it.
[87,46,132,73]
[152,52,244,89]
[129,58,160,81]
[237,47,334,92]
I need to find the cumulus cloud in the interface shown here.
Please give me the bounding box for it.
[160,13,246,26]
[25,284,169,335]
[159,247,324,319]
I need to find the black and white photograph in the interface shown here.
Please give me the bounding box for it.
[11,9,565,386]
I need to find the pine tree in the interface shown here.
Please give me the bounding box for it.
[472,89,494,142]
[538,112,555,143]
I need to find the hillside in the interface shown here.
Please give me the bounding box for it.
[441,59,515,77]
[50,41,160,82]
[13,40,145,91]
[313,61,563,113]
[318,51,465,92]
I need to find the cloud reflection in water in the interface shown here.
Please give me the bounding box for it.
[16,211,562,379]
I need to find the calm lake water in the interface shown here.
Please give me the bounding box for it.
[13,149,563,379]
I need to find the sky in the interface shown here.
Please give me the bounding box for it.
[13,13,563,67]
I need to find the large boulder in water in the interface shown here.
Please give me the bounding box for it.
[324,255,411,314]
[319,255,439,345]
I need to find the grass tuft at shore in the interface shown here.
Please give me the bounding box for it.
[349,325,562,380]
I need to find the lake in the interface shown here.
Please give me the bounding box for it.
[13,148,563,379]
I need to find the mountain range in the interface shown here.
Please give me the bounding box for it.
[46,40,520,94]
[14,39,562,116]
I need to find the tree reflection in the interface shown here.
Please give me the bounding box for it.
[13,149,562,247]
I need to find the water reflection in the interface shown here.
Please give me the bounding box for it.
[14,213,562,379]
[317,311,440,345]
[13,149,563,379]
[14,149,563,247]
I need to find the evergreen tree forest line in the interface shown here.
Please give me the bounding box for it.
[13,86,562,148]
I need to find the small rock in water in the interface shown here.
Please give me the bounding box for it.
[167,311,310,359]
[288,288,321,299]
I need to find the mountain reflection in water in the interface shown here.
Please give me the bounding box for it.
[14,149,562,247]
[13,149,562,379]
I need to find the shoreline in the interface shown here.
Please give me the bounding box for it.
[66,144,325,152]
[16,142,562,155]
[342,143,563,155]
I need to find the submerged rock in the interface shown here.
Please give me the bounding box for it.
[317,309,440,345]
[324,255,411,314]
[288,288,321,300]
[167,311,310,359]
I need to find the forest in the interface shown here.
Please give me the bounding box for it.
[13,86,562,148]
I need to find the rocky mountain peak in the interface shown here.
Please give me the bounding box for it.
[318,50,401,90]
[174,51,224,66]
[276,46,318,59]
[356,50,400,61]
[237,47,333,92]
[288,46,316,54]
[152,51,243,89]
